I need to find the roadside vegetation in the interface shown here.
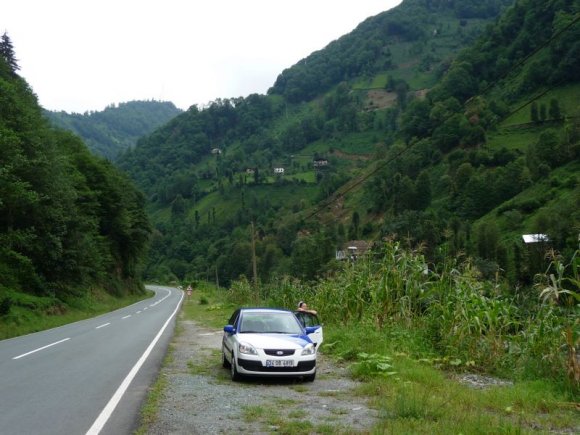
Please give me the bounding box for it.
[0,33,152,336]
[178,239,578,433]
[0,289,153,340]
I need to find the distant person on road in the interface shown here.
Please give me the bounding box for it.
[297,301,317,315]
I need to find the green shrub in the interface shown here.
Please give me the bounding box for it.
[0,297,12,316]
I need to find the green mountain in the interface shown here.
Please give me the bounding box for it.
[0,34,151,316]
[118,0,579,287]
[44,100,182,160]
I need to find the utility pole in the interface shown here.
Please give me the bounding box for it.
[215,265,219,289]
[251,220,258,286]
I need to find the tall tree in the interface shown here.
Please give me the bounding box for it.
[530,101,539,123]
[549,98,561,120]
[0,32,20,73]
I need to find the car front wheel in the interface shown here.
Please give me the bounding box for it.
[304,370,316,382]
[222,348,231,369]
[230,352,242,381]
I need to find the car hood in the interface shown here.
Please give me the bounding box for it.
[238,333,312,349]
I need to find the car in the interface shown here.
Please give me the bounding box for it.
[222,308,323,382]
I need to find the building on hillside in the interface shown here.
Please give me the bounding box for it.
[211,148,222,155]
[336,240,370,262]
[246,168,255,174]
[274,167,285,174]
[313,158,329,168]
[522,234,549,243]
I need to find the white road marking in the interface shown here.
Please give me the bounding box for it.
[122,315,131,320]
[148,288,171,308]
[13,338,71,360]
[86,289,184,435]
[96,323,111,329]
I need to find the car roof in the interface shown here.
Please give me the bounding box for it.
[239,307,292,314]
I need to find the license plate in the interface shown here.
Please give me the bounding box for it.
[266,359,294,367]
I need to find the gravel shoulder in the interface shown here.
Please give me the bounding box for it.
[144,311,378,434]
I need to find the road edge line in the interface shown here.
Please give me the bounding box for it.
[85,289,184,435]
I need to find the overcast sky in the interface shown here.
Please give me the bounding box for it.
[2,0,402,113]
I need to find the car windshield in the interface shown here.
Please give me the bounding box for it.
[240,312,302,334]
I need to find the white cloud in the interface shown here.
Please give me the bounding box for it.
[2,0,402,112]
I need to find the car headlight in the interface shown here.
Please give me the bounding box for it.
[301,343,315,356]
[238,342,258,355]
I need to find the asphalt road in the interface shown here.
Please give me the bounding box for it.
[0,285,183,435]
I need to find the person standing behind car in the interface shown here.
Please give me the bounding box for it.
[297,301,317,315]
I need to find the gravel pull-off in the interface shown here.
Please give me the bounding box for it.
[145,313,378,434]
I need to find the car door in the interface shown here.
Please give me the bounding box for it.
[223,309,240,357]
[294,311,323,347]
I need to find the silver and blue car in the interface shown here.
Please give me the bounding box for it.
[222,308,323,382]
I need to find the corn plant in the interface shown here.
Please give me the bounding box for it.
[262,275,308,309]
[535,248,580,306]
[427,262,520,368]
[531,248,579,388]
[226,276,256,305]
[366,242,432,326]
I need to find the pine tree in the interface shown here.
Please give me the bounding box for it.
[530,101,539,123]
[549,98,561,120]
[539,103,547,121]
[0,32,20,73]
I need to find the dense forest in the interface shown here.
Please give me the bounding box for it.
[45,100,182,160]
[2,0,578,305]
[269,0,513,102]
[0,33,151,317]
[117,0,579,289]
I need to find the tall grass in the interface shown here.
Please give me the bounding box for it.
[247,241,579,393]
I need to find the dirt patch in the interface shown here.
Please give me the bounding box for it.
[330,149,372,161]
[364,89,397,111]
[453,373,514,390]
[145,313,378,434]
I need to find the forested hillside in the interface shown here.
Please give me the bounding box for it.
[269,0,512,102]
[0,33,151,321]
[45,100,182,160]
[118,0,579,289]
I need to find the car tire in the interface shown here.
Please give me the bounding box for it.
[222,348,231,369]
[230,352,242,381]
[304,370,316,382]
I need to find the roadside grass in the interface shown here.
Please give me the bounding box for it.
[180,283,233,329]
[242,403,353,435]
[134,353,172,435]
[371,375,579,434]
[0,289,153,340]
[153,285,579,434]
[325,324,579,434]
[187,349,231,384]
[135,374,168,435]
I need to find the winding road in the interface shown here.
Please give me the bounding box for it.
[0,285,182,435]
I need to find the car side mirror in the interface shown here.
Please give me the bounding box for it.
[224,325,235,333]
[305,326,320,334]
